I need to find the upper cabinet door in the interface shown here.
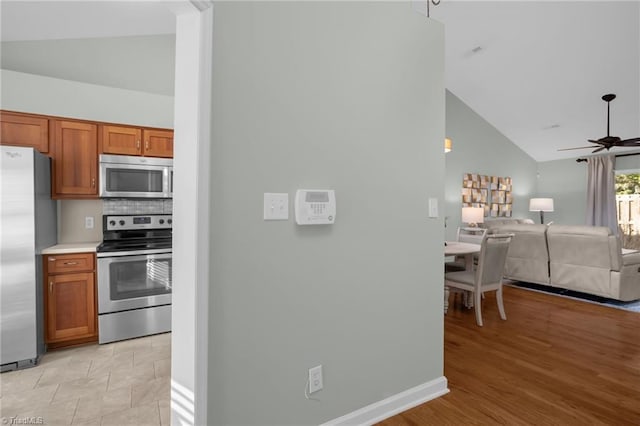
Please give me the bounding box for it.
[142,129,173,158]
[52,120,98,198]
[0,111,49,154]
[100,125,142,156]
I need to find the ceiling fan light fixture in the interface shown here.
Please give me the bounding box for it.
[557,93,640,153]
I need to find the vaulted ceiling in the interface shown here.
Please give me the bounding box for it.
[432,1,640,162]
[2,1,638,162]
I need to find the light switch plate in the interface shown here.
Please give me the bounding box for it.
[308,365,323,394]
[428,198,438,218]
[264,193,289,220]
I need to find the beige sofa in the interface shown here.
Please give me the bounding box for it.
[480,218,535,229]
[489,224,640,301]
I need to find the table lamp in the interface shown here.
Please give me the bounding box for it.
[462,207,484,227]
[529,198,554,224]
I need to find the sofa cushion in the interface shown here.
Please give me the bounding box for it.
[546,225,616,296]
[489,224,549,284]
[622,251,640,266]
[547,225,613,269]
[481,218,535,229]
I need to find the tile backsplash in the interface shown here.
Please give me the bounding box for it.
[56,199,173,244]
[103,199,173,215]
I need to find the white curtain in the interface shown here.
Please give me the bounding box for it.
[586,155,617,234]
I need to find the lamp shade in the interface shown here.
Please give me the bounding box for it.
[461,207,484,225]
[444,138,452,153]
[529,198,554,212]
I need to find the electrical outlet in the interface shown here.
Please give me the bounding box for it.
[308,365,323,394]
[85,216,94,229]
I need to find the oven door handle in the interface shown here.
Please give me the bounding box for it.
[97,248,172,258]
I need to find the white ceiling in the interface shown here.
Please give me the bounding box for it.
[433,1,640,162]
[1,1,639,162]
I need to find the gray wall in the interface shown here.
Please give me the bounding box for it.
[1,35,175,96]
[0,69,173,128]
[537,153,640,226]
[536,158,587,225]
[616,154,640,172]
[445,91,538,239]
[208,3,445,425]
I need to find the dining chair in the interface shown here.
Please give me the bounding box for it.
[444,233,513,326]
[445,227,487,272]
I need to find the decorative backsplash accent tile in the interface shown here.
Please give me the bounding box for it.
[103,199,173,215]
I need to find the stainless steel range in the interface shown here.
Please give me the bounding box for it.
[96,214,172,344]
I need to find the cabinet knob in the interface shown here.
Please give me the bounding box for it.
[63,261,78,266]
[49,258,56,262]
[91,177,96,188]
[49,281,53,293]
[145,140,149,150]
[137,140,141,150]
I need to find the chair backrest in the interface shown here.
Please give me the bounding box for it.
[475,233,513,286]
[457,227,486,245]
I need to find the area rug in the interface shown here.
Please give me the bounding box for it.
[505,281,640,313]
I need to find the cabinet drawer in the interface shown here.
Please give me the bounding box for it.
[46,253,94,273]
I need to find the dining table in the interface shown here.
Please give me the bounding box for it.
[443,241,481,313]
[445,241,481,269]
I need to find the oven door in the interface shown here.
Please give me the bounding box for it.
[100,162,171,198]
[97,251,172,314]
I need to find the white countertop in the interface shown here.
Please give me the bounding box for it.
[41,242,101,254]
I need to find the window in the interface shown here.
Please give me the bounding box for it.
[615,172,640,250]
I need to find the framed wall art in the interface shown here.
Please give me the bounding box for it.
[462,173,513,217]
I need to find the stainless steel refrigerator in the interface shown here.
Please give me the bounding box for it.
[1,146,56,371]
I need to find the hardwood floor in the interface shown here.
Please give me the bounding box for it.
[378,285,640,425]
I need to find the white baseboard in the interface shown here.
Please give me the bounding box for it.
[320,376,449,426]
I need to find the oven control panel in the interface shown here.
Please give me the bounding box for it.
[104,215,173,231]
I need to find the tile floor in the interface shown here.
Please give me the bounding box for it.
[0,333,170,426]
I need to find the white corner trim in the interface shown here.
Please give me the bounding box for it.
[321,376,449,426]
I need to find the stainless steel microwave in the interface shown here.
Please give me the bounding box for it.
[99,154,172,198]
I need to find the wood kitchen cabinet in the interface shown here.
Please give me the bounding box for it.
[0,111,49,154]
[51,119,98,199]
[44,252,97,348]
[100,125,173,158]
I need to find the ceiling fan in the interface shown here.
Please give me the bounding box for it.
[558,93,640,153]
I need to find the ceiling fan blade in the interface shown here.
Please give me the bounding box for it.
[592,146,606,153]
[557,146,596,151]
[617,137,640,146]
[587,139,605,144]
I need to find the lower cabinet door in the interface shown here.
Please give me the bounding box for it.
[46,272,97,343]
